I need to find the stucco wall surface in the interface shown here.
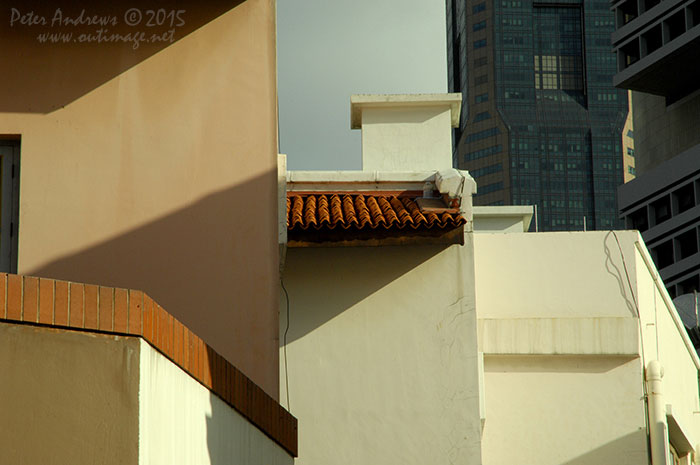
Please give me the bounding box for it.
[0,323,140,465]
[0,0,279,398]
[361,106,453,171]
[482,354,647,465]
[474,231,641,320]
[474,230,700,463]
[280,243,482,465]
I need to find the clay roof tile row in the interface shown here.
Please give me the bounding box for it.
[287,193,466,231]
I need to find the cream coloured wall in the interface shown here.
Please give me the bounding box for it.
[139,339,294,465]
[474,231,650,464]
[474,230,700,464]
[0,0,279,398]
[482,355,647,464]
[474,231,640,320]
[280,244,482,465]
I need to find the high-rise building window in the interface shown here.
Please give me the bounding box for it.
[474,39,487,49]
[465,144,503,161]
[474,111,491,122]
[450,0,626,231]
[464,127,501,143]
[533,6,586,106]
[471,163,503,178]
[475,181,504,195]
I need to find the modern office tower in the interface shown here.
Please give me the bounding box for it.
[612,0,700,297]
[447,0,628,230]
[618,151,700,297]
[622,91,636,182]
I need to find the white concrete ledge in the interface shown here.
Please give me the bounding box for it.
[473,206,533,233]
[350,93,462,128]
[478,317,640,355]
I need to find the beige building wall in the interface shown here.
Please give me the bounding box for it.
[280,244,482,465]
[0,323,294,465]
[0,0,279,397]
[0,323,140,465]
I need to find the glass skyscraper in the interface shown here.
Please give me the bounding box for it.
[447,0,628,230]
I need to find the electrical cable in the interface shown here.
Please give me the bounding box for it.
[281,276,291,412]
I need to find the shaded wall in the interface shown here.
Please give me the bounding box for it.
[632,91,700,176]
[0,323,140,465]
[280,244,482,464]
[0,0,279,397]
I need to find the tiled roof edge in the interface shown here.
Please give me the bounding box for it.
[0,273,297,457]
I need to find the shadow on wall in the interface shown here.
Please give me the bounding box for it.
[602,231,639,318]
[204,342,297,463]
[29,171,278,393]
[562,429,649,464]
[0,0,244,113]
[280,246,446,345]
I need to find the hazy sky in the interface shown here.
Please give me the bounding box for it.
[277,0,448,171]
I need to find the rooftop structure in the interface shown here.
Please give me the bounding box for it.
[278,93,700,465]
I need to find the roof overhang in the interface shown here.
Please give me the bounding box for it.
[350,94,463,129]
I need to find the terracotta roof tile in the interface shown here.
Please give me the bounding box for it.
[287,193,466,232]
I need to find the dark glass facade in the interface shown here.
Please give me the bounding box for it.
[447,0,628,230]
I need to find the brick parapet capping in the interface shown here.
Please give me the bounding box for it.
[0,273,298,457]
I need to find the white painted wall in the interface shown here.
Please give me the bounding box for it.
[139,340,293,465]
[280,243,482,465]
[353,95,460,172]
[280,221,700,465]
[472,206,533,233]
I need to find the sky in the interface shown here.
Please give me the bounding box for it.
[277,0,448,171]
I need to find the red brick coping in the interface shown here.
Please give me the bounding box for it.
[0,273,297,457]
